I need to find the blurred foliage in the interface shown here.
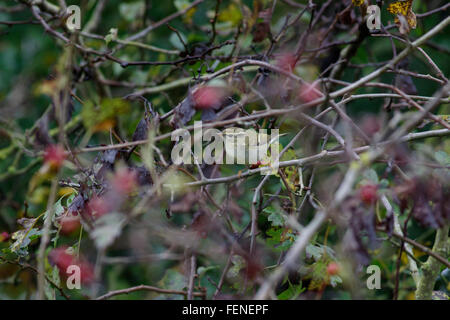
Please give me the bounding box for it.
[0,0,449,300]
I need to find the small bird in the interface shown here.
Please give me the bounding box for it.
[124,95,157,161]
[395,58,417,96]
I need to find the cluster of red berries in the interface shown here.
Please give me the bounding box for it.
[48,247,94,284]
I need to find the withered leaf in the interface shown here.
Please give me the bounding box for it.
[171,94,196,128]
[132,118,149,142]
[396,177,449,228]
[33,115,52,148]
[67,194,86,215]
[201,108,217,122]
[387,0,417,34]
[252,22,270,43]
[9,217,41,255]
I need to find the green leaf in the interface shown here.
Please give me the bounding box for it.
[306,243,336,261]
[218,3,243,26]
[10,228,42,256]
[90,212,125,250]
[435,151,450,166]
[43,195,67,222]
[379,178,389,188]
[105,28,118,44]
[9,217,43,256]
[266,228,281,245]
[44,266,61,300]
[330,275,343,287]
[65,193,76,206]
[81,98,130,131]
[156,269,186,300]
[277,280,304,300]
[266,228,296,251]
[169,32,187,51]
[227,255,245,279]
[306,243,323,261]
[160,269,186,290]
[119,1,145,22]
[267,211,285,227]
[363,169,379,184]
[307,260,328,290]
[44,281,55,300]
[173,0,190,11]
[197,265,219,280]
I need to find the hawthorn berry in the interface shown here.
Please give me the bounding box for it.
[359,184,378,205]
[276,53,297,72]
[44,144,66,170]
[327,262,340,276]
[0,232,10,242]
[59,214,81,235]
[111,167,138,195]
[86,195,110,219]
[298,82,322,103]
[361,115,381,138]
[48,247,95,284]
[192,86,227,110]
[249,160,262,169]
[78,261,95,284]
[48,247,74,272]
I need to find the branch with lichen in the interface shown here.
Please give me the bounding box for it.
[415,225,449,300]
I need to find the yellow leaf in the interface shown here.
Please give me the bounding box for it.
[35,79,58,97]
[401,251,408,265]
[174,0,196,24]
[58,187,76,197]
[94,119,116,132]
[406,292,415,300]
[184,7,196,24]
[29,186,50,204]
[81,98,130,131]
[352,0,364,6]
[387,1,410,15]
[412,247,426,259]
[218,3,243,27]
[387,0,416,31]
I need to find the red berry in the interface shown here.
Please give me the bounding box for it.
[276,53,297,72]
[59,214,81,235]
[48,247,95,285]
[249,160,262,169]
[327,262,340,276]
[86,196,110,219]
[299,82,322,103]
[359,184,378,205]
[111,167,137,194]
[361,116,381,137]
[0,232,10,242]
[44,144,66,170]
[49,247,74,272]
[192,86,227,110]
[78,261,95,284]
